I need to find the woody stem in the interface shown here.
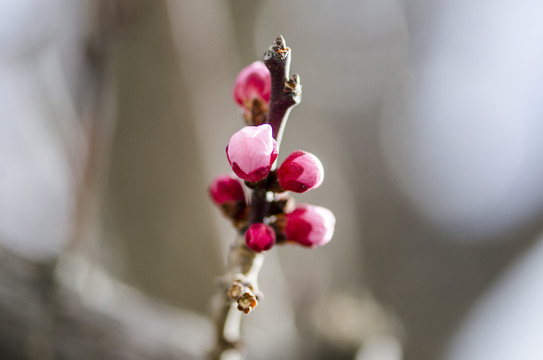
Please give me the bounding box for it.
[263,35,302,145]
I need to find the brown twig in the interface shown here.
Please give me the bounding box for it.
[263,35,302,144]
[211,35,302,360]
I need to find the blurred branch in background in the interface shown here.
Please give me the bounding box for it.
[0,0,214,358]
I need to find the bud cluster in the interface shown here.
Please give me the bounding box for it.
[209,60,336,253]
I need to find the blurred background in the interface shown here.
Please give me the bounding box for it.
[2,0,543,359]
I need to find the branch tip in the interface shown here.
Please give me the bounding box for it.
[264,35,290,62]
[275,35,286,49]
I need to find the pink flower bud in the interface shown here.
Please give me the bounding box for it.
[245,223,276,252]
[233,61,271,107]
[277,150,324,193]
[226,124,278,183]
[209,175,245,205]
[285,204,336,248]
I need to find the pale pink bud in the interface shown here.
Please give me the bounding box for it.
[245,223,276,252]
[233,61,271,107]
[209,175,245,205]
[226,124,278,183]
[285,204,336,248]
[277,150,324,193]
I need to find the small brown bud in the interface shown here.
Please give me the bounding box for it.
[237,292,258,314]
[228,283,243,299]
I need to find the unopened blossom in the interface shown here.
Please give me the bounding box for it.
[226,124,278,183]
[209,175,245,205]
[245,223,276,252]
[285,204,336,248]
[233,61,271,108]
[277,150,324,193]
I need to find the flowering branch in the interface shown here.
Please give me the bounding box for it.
[209,35,334,360]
